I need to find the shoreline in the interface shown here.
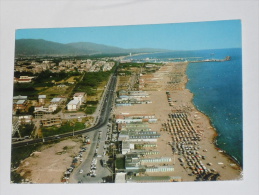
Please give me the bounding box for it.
[185,63,242,168]
[184,62,242,175]
[115,61,242,181]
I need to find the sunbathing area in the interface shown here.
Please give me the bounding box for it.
[114,62,242,182]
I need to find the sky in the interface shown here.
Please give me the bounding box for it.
[16,20,242,50]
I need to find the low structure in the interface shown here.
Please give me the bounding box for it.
[13,95,28,101]
[115,173,126,183]
[126,176,181,183]
[73,92,87,105]
[67,100,80,111]
[41,117,62,127]
[50,97,63,105]
[18,115,33,124]
[15,76,34,83]
[115,114,157,124]
[38,95,46,105]
[118,131,160,142]
[13,100,28,111]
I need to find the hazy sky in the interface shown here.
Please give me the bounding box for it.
[16,20,241,50]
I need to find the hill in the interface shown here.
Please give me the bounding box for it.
[15,39,171,57]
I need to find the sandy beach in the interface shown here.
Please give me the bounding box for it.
[114,62,242,181]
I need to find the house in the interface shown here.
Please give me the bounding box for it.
[18,115,33,124]
[73,92,86,105]
[38,95,46,105]
[16,76,34,83]
[50,97,63,105]
[67,100,80,111]
[14,100,28,111]
[13,95,28,102]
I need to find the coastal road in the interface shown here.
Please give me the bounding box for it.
[71,124,112,183]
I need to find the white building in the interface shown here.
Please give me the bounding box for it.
[18,115,33,124]
[50,97,63,105]
[115,173,126,183]
[73,92,86,105]
[122,141,135,154]
[48,104,58,112]
[67,100,80,111]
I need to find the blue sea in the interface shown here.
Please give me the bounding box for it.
[126,48,243,166]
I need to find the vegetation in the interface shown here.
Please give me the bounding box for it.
[13,83,37,96]
[119,62,144,68]
[85,106,97,114]
[115,157,125,169]
[11,144,42,169]
[41,122,85,137]
[74,71,111,96]
[19,124,35,137]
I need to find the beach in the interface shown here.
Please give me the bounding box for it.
[114,62,242,181]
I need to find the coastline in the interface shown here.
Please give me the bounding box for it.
[115,61,242,181]
[188,88,242,167]
[183,62,242,178]
[185,61,242,168]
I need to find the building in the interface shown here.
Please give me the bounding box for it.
[13,95,28,102]
[145,166,174,172]
[140,157,172,163]
[41,117,62,127]
[38,95,46,105]
[67,100,80,111]
[115,173,126,183]
[34,106,52,118]
[18,115,33,125]
[13,100,28,111]
[48,104,58,112]
[125,153,144,172]
[50,97,63,105]
[115,114,157,124]
[126,176,181,183]
[118,131,160,142]
[73,92,87,105]
[16,76,34,83]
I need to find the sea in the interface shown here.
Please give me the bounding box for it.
[125,48,243,166]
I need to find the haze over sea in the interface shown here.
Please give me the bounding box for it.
[126,48,243,166]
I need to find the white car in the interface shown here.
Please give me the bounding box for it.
[79,169,83,174]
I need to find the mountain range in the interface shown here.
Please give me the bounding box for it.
[15,39,171,56]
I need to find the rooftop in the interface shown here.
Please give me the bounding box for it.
[38,95,46,99]
[67,99,80,105]
[50,98,62,103]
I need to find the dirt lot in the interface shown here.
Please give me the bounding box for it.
[16,138,83,183]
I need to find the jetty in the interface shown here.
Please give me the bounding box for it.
[189,56,231,63]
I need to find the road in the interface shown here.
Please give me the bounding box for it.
[71,124,112,183]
